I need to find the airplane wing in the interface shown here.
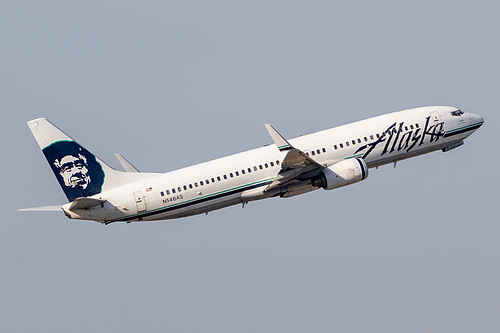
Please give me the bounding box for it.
[263,124,324,191]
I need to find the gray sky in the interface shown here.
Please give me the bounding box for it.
[1,1,498,332]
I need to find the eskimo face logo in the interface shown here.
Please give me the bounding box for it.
[43,141,105,201]
[54,153,91,189]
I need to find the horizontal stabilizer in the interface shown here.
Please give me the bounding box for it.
[114,153,139,172]
[69,197,107,210]
[17,205,63,212]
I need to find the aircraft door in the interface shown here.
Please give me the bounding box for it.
[430,111,442,124]
[133,190,147,213]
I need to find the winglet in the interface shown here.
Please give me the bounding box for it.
[263,124,292,151]
[114,153,140,172]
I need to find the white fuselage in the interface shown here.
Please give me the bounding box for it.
[62,106,483,223]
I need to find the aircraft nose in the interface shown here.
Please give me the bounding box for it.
[470,113,485,126]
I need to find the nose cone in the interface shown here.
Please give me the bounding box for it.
[470,113,485,127]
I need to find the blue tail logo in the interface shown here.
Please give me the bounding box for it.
[42,141,105,202]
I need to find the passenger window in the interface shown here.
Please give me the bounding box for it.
[248,168,252,173]
[178,187,181,192]
[166,190,170,195]
[370,135,374,140]
[270,162,274,167]
[340,143,344,148]
[189,184,193,189]
[172,188,176,194]
[311,151,315,155]
[364,137,368,141]
[376,134,380,138]
[352,140,356,145]
[223,175,227,180]
[316,149,320,154]
[242,170,245,174]
[259,165,263,170]
[334,145,338,149]
[322,148,326,153]
[306,152,309,156]
[230,173,233,178]
[195,182,198,187]
[415,123,420,128]
[276,160,279,165]
[405,126,408,131]
[265,163,268,168]
[200,181,204,186]
[346,142,350,147]
[254,166,258,171]
[206,179,209,184]
[410,125,414,130]
[161,192,164,196]
[235,171,239,176]
[357,138,361,143]
[217,176,221,181]
[183,185,187,191]
[211,178,215,183]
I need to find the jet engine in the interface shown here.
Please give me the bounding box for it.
[312,158,368,190]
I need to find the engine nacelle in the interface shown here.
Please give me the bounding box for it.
[312,158,368,190]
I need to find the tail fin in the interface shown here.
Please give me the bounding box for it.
[27,118,158,202]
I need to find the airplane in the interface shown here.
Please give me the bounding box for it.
[19,106,484,224]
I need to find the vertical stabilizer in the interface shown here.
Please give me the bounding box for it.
[27,118,158,202]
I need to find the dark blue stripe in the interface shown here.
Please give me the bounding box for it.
[444,123,483,138]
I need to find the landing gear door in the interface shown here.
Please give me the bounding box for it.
[133,190,147,213]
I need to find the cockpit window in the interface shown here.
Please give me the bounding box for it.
[451,110,464,116]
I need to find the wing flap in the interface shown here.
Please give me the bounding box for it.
[266,167,303,190]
